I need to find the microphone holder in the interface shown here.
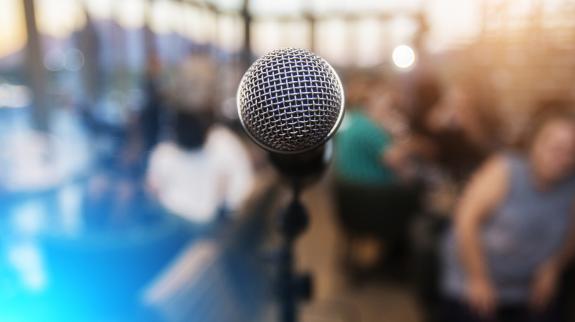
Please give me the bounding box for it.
[276,178,312,322]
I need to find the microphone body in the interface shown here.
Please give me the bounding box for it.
[268,142,332,179]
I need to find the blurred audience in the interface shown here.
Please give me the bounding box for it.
[2,2,575,319]
[441,102,575,322]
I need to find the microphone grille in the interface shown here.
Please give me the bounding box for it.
[237,48,344,154]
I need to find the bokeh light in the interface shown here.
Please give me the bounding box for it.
[392,44,416,69]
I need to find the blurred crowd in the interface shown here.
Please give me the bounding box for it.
[0,1,572,322]
[331,65,575,322]
[1,24,575,322]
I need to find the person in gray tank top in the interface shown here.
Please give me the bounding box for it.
[441,105,575,322]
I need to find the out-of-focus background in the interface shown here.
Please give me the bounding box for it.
[1,0,575,321]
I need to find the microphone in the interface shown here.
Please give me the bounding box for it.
[237,48,344,322]
[236,48,345,178]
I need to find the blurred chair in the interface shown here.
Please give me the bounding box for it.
[561,264,575,321]
[332,180,421,277]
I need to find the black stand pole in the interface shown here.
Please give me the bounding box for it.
[277,180,312,322]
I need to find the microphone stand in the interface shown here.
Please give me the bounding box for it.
[276,178,311,322]
[269,144,330,322]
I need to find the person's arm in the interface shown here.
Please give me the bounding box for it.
[454,156,509,316]
[383,134,438,180]
[383,139,413,179]
[530,202,575,310]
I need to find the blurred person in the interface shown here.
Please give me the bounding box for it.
[168,48,217,115]
[406,70,443,136]
[332,76,421,276]
[441,103,575,322]
[423,74,501,185]
[146,110,254,225]
[82,88,152,229]
[335,75,414,185]
[145,48,256,225]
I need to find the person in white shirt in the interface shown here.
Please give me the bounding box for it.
[146,111,255,224]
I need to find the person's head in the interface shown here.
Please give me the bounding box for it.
[168,49,217,112]
[407,71,443,134]
[364,79,404,125]
[527,101,575,184]
[344,71,375,110]
[146,53,161,78]
[173,111,212,150]
[426,72,501,151]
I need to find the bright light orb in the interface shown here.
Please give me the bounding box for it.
[392,45,416,69]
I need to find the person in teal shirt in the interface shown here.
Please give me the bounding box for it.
[334,109,397,186]
[331,83,421,278]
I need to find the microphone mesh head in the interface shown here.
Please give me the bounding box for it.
[237,48,344,154]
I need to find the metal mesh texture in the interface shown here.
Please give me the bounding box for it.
[237,48,343,154]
